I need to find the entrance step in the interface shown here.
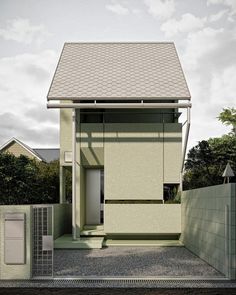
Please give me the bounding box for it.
[54,234,104,249]
[103,239,183,247]
[81,225,105,237]
[83,225,104,230]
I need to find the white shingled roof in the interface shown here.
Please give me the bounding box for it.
[47,42,191,100]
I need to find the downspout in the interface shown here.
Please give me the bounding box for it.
[72,108,77,240]
[180,107,191,190]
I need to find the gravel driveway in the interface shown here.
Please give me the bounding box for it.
[54,246,223,277]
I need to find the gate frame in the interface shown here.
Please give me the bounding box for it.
[31,204,54,279]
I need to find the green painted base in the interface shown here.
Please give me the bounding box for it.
[103,239,183,247]
[54,234,183,249]
[54,234,104,249]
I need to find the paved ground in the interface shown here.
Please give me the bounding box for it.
[54,247,223,277]
[1,288,236,295]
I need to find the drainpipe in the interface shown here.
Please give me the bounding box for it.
[181,107,191,172]
[72,108,77,240]
[180,107,191,190]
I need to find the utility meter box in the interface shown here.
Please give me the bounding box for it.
[4,213,25,264]
[64,151,72,163]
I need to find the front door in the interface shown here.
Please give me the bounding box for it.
[86,169,104,225]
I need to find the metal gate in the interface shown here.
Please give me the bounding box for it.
[32,205,53,278]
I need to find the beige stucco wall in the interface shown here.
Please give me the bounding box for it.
[104,123,164,200]
[60,106,72,165]
[0,205,32,280]
[104,204,181,234]
[53,204,72,239]
[164,123,182,183]
[2,142,36,160]
[81,123,104,166]
[60,111,182,232]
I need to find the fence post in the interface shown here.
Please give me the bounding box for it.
[225,204,233,279]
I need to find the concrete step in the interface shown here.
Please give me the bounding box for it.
[81,229,105,237]
[103,239,183,247]
[54,234,104,249]
[83,225,104,230]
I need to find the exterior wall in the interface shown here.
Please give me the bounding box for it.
[79,166,85,230]
[60,110,182,234]
[164,124,182,183]
[60,106,72,165]
[104,123,164,200]
[181,184,236,279]
[53,204,72,239]
[78,122,182,200]
[2,142,36,160]
[105,204,181,234]
[0,205,32,280]
[81,123,104,166]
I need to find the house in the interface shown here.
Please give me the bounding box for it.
[0,137,59,163]
[47,42,191,248]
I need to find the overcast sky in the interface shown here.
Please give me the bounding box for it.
[0,0,235,149]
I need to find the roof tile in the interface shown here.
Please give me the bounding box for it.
[48,42,190,99]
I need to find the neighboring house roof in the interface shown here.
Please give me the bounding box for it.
[0,138,59,163]
[47,42,191,100]
[33,148,59,163]
[0,137,43,161]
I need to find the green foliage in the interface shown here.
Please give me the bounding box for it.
[165,191,181,204]
[183,134,236,190]
[64,166,72,203]
[0,152,61,205]
[218,107,236,135]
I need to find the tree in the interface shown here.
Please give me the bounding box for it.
[218,107,236,135]
[0,152,61,205]
[183,135,236,190]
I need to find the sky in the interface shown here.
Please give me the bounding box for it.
[0,0,235,150]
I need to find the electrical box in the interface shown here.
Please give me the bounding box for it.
[4,213,25,264]
[64,151,72,163]
[42,235,53,251]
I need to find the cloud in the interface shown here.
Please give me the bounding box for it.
[0,50,59,147]
[182,27,224,70]
[144,0,175,20]
[209,65,236,104]
[105,1,129,15]
[207,0,236,20]
[179,25,236,149]
[161,13,207,37]
[208,9,228,22]
[0,18,51,45]
[0,112,59,147]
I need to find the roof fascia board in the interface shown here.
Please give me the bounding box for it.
[47,102,192,109]
[47,97,191,101]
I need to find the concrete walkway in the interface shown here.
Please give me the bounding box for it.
[54,246,223,278]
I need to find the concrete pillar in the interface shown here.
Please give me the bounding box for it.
[72,108,77,240]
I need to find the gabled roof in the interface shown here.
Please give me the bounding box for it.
[0,137,43,161]
[0,138,60,163]
[47,42,191,100]
[33,148,59,163]
[222,163,235,177]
